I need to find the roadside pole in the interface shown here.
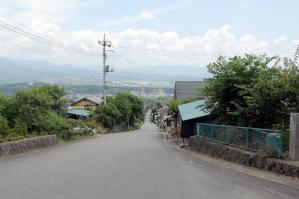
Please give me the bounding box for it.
[289,113,299,160]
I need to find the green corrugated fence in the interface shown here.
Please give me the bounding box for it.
[194,123,282,157]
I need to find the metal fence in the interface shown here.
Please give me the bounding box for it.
[194,123,282,157]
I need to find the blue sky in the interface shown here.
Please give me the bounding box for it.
[61,0,299,40]
[0,0,298,67]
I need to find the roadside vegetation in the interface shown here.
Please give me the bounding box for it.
[201,55,299,152]
[0,85,146,143]
[0,85,94,143]
[164,54,299,155]
[94,93,145,131]
[202,55,299,128]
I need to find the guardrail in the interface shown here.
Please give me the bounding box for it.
[194,123,282,157]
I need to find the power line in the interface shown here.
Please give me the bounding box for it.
[0,20,98,56]
[0,19,219,61]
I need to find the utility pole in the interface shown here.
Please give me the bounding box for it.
[294,45,299,68]
[98,33,113,104]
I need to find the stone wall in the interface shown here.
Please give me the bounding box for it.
[0,135,57,158]
[189,135,299,177]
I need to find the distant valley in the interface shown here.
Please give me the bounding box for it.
[0,57,209,87]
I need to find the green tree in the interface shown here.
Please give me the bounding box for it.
[154,101,162,109]
[0,115,9,138]
[110,94,132,128]
[41,85,66,113]
[125,93,145,125]
[203,54,299,129]
[10,120,28,137]
[0,95,17,127]
[167,99,180,127]
[94,103,122,129]
[12,85,67,132]
[0,85,92,142]
[38,110,71,135]
[98,93,144,129]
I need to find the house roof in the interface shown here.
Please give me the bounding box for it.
[178,100,210,121]
[174,81,206,100]
[71,97,99,106]
[67,109,91,117]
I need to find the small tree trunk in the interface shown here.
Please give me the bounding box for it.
[174,113,178,128]
[127,115,130,129]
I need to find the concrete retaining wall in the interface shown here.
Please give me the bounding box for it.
[189,135,299,177]
[0,135,57,158]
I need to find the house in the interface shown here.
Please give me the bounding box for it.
[178,100,210,138]
[67,109,91,119]
[70,97,99,111]
[174,81,206,100]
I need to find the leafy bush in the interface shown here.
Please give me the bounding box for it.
[94,103,121,129]
[39,110,72,135]
[95,125,107,134]
[0,115,9,137]
[0,85,75,142]
[5,133,26,142]
[10,121,28,137]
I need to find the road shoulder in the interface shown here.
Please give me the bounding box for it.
[162,134,299,190]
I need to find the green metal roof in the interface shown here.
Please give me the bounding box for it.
[178,100,210,121]
[67,109,91,117]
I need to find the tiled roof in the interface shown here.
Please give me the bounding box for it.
[71,97,99,106]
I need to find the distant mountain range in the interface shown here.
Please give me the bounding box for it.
[0,57,209,87]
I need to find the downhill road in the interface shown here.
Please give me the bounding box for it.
[0,118,299,199]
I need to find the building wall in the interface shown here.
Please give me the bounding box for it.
[174,81,206,100]
[72,100,98,110]
[179,116,209,138]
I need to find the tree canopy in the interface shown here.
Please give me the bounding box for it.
[0,85,75,142]
[94,93,144,129]
[202,54,299,129]
[94,103,121,129]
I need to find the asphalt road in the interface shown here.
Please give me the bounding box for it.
[0,119,299,199]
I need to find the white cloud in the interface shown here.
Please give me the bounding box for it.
[293,40,299,45]
[0,16,297,68]
[140,11,155,19]
[274,36,287,43]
